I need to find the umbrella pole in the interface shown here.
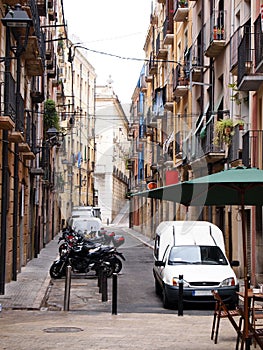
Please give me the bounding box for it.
[241,201,251,349]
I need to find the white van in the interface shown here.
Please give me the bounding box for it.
[153,221,239,309]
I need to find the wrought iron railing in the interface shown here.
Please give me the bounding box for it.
[0,71,16,120]
[242,130,263,169]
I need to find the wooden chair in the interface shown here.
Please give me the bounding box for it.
[211,290,241,345]
[251,295,263,348]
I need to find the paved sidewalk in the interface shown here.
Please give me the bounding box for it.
[0,235,59,310]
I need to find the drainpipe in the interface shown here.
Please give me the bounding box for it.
[12,51,22,281]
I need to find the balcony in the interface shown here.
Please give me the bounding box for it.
[145,61,153,82]
[230,27,243,75]
[163,84,174,112]
[237,31,263,91]
[36,0,47,17]
[23,1,45,76]
[173,0,189,22]
[186,121,225,164]
[242,130,263,169]
[205,10,226,58]
[153,87,165,119]
[189,41,203,82]
[156,33,168,60]
[23,152,36,160]
[228,125,243,165]
[47,55,57,78]
[172,65,189,98]
[163,14,174,46]
[148,52,158,75]
[254,17,263,73]
[0,72,16,130]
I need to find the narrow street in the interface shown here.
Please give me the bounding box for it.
[44,226,214,315]
[0,225,240,349]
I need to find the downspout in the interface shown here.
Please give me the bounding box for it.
[0,26,11,295]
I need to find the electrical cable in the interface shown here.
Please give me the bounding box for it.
[73,44,182,65]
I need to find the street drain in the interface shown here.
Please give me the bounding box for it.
[43,327,84,333]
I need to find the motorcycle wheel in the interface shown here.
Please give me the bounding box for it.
[49,261,66,279]
[95,263,114,278]
[110,257,122,274]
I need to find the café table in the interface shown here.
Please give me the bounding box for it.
[236,290,263,349]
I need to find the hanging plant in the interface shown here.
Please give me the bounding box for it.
[44,99,59,134]
[214,118,234,146]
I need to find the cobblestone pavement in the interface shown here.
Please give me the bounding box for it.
[0,226,249,349]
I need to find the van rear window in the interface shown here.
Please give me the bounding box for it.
[168,246,228,265]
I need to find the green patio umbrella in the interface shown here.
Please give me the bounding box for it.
[133,166,263,349]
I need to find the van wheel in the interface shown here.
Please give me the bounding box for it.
[155,279,162,296]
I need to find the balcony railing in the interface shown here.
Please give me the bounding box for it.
[254,16,263,73]
[172,65,189,97]
[0,72,16,121]
[188,39,203,82]
[228,125,243,163]
[16,93,25,133]
[237,30,263,91]
[36,0,47,17]
[156,32,168,60]
[180,121,225,164]
[21,0,45,76]
[230,27,243,75]
[148,52,158,75]
[242,130,263,169]
[205,10,226,57]
[163,14,174,46]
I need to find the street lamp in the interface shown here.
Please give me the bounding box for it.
[0,3,32,294]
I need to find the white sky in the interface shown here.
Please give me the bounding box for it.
[63,0,153,105]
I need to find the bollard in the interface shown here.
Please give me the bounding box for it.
[112,273,118,315]
[64,265,72,311]
[101,268,108,302]
[178,274,183,316]
[98,267,102,292]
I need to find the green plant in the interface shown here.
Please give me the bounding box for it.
[44,99,59,134]
[214,118,234,146]
[228,82,242,105]
[234,119,245,130]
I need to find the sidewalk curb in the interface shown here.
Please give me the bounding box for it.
[125,228,154,250]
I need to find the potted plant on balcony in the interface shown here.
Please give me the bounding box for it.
[44,99,60,135]
[179,0,188,7]
[234,119,245,130]
[214,118,234,146]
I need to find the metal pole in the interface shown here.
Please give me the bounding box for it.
[178,274,183,316]
[64,265,72,311]
[101,268,108,302]
[0,26,11,295]
[112,273,118,315]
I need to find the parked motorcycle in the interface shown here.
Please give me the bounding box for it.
[50,231,125,279]
[97,229,125,248]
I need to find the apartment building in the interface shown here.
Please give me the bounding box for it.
[56,38,97,220]
[95,82,130,224]
[130,0,263,283]
[0,0,63,290]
